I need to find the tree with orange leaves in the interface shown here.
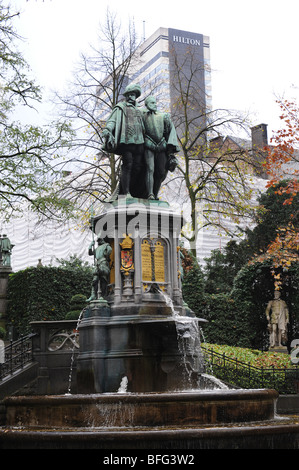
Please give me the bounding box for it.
[265,98,299,203]
[253,98,299,286]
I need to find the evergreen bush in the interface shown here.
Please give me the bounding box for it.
[182,249,299,349]
[65,294,87,320]
[182,259,205,314]
[200,293,250,346]
[232,260,299,350]
[6,266,92,336]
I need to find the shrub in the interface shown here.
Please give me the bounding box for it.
[65,294,87,320]
[203,343,298,393]
[183,255,299,350]
[204,343,294,368]
[231,260,299,350]
[6,266,92,336]
[182,261,205,314]
[65,310,83,320]
[199,293,247,346]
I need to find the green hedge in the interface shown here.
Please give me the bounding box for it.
[182,262,257,347]
[200,293,251,347]
[6,266,93,336]
[209,362,298,393]
[232,261,299,350]
[182,257,299,350]
[182,262,205,313]
[202,344,299,393]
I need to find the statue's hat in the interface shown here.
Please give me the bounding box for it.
[123,83,141,99]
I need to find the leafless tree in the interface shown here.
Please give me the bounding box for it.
[164,44,260,255]
[54,8,141,215]
[0,2,73,221]
[54,15,261,249]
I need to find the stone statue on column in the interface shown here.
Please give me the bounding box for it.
[265,291,289,350]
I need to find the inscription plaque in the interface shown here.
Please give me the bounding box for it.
[141,238,166,284]
[154,241,165,283]
[141,239,152,281]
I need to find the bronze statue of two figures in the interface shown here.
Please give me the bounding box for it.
[102,83,179,201]
[87,84,180,302]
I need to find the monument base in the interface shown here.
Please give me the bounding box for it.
[77,199,206,393]
[77,300,206,393]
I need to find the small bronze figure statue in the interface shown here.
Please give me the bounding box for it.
[0,234,14,267]
[88,235,112,301]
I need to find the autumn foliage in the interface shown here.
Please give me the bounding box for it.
[265,98,299,202]
[252,98,299,286]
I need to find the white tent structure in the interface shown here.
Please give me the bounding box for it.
[0,209,92,272]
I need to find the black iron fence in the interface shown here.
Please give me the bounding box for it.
[1,332,299,395]
[0,334,35,381]
[202,345,299,394]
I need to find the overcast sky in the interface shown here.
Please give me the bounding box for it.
[11,0,299,139]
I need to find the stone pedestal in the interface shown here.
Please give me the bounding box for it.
[270,346,289,354]
[77,198,206,393]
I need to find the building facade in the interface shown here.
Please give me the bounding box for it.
[130,27,211,117]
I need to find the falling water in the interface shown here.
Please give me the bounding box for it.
[161,290,180,317]
[66,308,85,394]
[199,373,229,390]
[117,376,128,393]
[160,291,203,386]
[199,326,214,375]
[175,317,203,386]
[160,291,228,390]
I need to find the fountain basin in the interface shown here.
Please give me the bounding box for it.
[2,419,299,450]
[2,389,299,449]
[3,389,277,428]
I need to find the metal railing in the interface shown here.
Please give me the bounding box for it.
[202,345,299,394]
[0,334,35,382]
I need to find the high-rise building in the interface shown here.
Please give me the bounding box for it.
[97,27,211,125]
[130,27,211,116]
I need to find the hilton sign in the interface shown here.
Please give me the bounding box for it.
[172,35,201,46]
